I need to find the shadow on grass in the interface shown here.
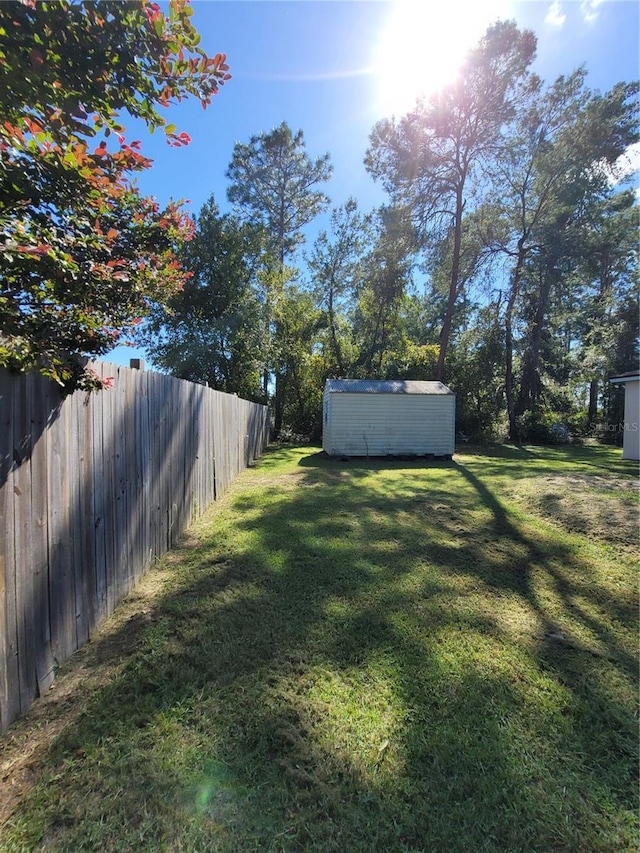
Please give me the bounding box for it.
[460,441,639,476]
[298,450,453,470]
[4,445,638,852]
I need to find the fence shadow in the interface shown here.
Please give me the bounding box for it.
[0,370,63,490]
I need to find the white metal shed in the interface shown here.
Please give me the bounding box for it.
[322,379,455,457]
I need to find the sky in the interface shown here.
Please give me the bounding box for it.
[106,0,639,367]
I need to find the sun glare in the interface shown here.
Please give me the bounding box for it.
[374,0,513,118]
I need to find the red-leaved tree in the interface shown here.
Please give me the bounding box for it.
[0,0,230,390]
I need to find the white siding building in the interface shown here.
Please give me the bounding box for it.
[322,379,455,457]
[609,370,640,461]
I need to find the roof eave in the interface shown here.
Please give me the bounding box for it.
[609,375,640,384]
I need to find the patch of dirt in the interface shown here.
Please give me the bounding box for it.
[249,471,309,487]
[510,474,639,548]
[544,473,639,493]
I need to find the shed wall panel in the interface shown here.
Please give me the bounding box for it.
[323,393,454,456]
[622,381,639,460]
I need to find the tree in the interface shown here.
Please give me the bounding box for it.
[226,121,332,432]
[352,207,414,377]
[576,194,639,431]
[274,285,325,436]
[0,0,230,390]
[486,70,590,439]
[226,121,332,266]
[366,20,536,382]
[484,71,639,439]
[446,301,506,440]
[136,197,265,400]
[307,198,372,376]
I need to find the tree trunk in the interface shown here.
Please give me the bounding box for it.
[505,240,526,442]
[328,285,344,375]
[273,370,286,435]
[516,265,554,419]
[505,310,517,442]
[436,186,464,382]
[587,379,598,428]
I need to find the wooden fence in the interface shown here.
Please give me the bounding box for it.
[0,362,269,733]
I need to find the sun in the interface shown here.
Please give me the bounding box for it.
[374,0,513,118]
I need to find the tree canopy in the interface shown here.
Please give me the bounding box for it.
[136,197,265,400]
[226,120,333,432]
[226,121,333,266]
[0,0,230,390]
[366,21,537,381]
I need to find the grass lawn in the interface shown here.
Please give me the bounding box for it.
[1,444,638,852]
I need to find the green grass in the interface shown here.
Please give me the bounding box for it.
[1,444,638,852]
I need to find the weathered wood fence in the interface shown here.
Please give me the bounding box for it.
[0,362,269,733]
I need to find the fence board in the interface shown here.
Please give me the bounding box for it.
[150,370,163,560]
[123,368,137,594]
[13,372,36,713]
[91,363,107,625]
[81,384,97,637]
[49,395,75,665]
[31,377,55,695]
[72,388,89,648]
[135,369,150,581]
[104,366,119,615]
[168,376,180,547]
[0,373,20,730]
[158,373,169,553]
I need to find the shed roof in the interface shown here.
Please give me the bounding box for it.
[325,379,453,395]
[610,369,640,384]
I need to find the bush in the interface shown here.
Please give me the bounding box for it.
[516,408,570,444]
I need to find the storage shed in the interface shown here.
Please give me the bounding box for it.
[609,370,640,461]
[322,379,455,457]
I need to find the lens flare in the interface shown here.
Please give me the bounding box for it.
[374,0,513,118]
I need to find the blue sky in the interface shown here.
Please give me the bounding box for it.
[107,0,639,367]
